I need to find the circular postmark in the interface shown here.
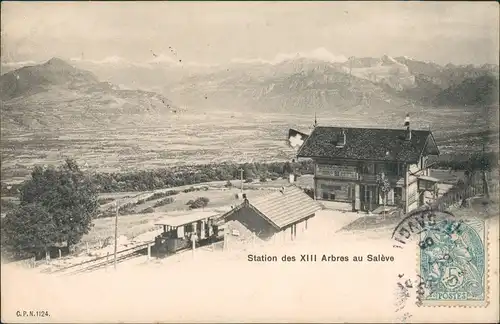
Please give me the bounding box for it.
[391,205,456,249]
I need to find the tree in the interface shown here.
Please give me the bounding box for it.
[376,172,391,220]
[2,159,99,256]
[1,203,60,259]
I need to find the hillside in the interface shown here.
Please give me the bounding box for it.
[434,74,499,107]
[0,58,99,101]
[243,65,402,113]
[0,58,179,132]
[165,54,498,113]
[392,57,499,105]
[167,57,413,114]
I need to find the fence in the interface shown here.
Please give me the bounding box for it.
[415,171,498,214]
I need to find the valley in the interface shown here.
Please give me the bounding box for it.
[0,55,498,185]
[1,105,496,184]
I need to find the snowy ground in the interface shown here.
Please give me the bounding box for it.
[2,208,498,323]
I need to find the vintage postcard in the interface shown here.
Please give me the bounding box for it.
[1,1,499,323]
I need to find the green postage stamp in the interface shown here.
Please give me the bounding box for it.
[418,217,488,307]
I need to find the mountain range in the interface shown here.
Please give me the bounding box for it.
[68,53,499,112]
[0,58,178,132]
[0,54,498,131]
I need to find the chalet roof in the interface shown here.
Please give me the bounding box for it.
[246,185,322,230]
[297,126,439,163]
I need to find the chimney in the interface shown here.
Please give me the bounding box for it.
[336,129,346,147]
[404,113,411,140]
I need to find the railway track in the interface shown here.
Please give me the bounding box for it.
[46,236,225,276]
[47,241,153,276]
[64,250,145,276]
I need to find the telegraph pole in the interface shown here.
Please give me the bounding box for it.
[114,201,118,270]
[238,168,244,194]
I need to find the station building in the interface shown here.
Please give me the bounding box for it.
[295,117,440,213]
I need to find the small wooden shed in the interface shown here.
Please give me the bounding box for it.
[221,185,322,241]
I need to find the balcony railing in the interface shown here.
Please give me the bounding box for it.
[315,172,405,184]
[315,163,405,184]
[359,173,403,184]
[360,174,377,182]
[315,170,360,180]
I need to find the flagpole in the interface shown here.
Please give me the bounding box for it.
[238,168,244,194]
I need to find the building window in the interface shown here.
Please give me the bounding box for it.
[386,163,399,176]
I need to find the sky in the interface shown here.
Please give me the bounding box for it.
[1,1,499,66]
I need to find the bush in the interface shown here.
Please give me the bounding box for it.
[224,180,233,188]
[189,197,210,209]
[153,197,175,208]
[118,202,136,215]
[259,177,267,182]
[98,197,115,205]
[244,179,253,183]
[140,207,155,214]
[145,190,179,202]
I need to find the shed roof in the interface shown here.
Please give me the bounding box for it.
[246,185,322,230]
[155,211,219,227]
[297,126,439,163]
